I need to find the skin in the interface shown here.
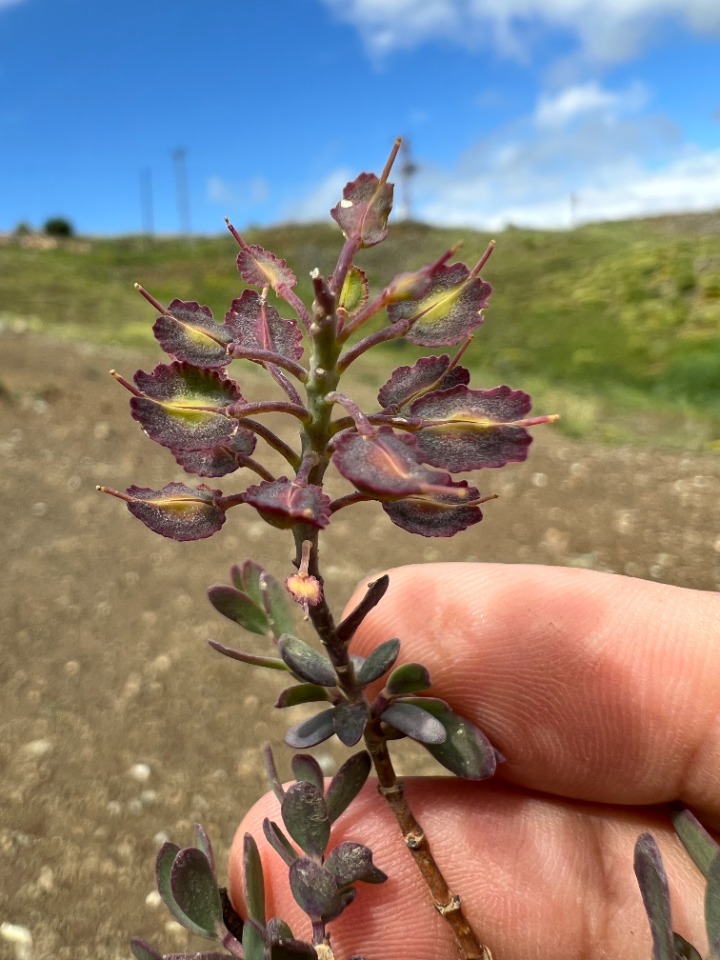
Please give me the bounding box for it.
[228,563,720,960]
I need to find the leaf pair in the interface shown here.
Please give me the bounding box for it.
[130,824,224,960]
[263,752,386,923]
[209,561,294,639]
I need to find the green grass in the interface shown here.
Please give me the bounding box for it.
[3,212,720,450]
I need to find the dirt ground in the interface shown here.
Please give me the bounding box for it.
[1,331,719,960]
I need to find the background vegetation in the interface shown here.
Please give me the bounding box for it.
[2,211,719,449]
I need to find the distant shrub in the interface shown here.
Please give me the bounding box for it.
[13,221,32,236]
[43,217,74,238]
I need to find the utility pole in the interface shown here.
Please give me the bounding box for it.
[570,191,578,228]
[172,147,192,239]
[399,138,418,221]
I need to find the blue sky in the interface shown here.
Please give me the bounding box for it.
[1,0,719,234]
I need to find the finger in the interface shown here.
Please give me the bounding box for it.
[229,779,707,960]
[343,564,720,822]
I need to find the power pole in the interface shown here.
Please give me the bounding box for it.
[399,138,418,221]
[172,148,192,239]
[570,191,578,228]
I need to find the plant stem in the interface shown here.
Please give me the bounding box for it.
[363,719,493,960]
[304,557,492,960]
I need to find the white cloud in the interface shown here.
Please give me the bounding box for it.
[534,80,648,128]
[411,126,720,230]
[0,0,28,8]
[318,0,720,62]
[207,175,269,208]
[282,168,353,222]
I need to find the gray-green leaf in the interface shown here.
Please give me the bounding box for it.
[356,638,401,686]
[407,698,497,779]
[278,635,337,686]
[281,781,330,860]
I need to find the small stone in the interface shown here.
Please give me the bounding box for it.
[31,502,47,517]
[64,660,81,677]
[37,866,54,893]
[145,890,162,908]
[22,739,53,759]
[0,923,33,960]
[129,762,151,783]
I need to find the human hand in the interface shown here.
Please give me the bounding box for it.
[228,563,720,960]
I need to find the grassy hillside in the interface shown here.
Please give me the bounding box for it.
[2,212,720,449]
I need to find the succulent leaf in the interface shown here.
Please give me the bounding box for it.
[291,754,325,793]
[266,918,295,943]
[634,834,675,960]
[275,683,333,708]
[207,585,269,635]
[324,842,387,887]
[386,662,432,696]
[325,751,372,824]
[156,842,200,933]
[243,834,266,960]
[672,934,702,960]
[153,299,233,368]
[259,570,296,640]
[380,701,446,745]
[330,172,394,248]
[285,708,337,749]
[263,818,299,869]
[235,560,265,605]
[411,384,533,471]
[333,701,368,747]
[336,575,390,645]
[281,781,331,860]
[121,483,226,541]
[225,290,303,362]
[193,823,215,874]
[169,847,223,939]
[290,857,353,921]
[220,885,245,941]
[382,481,484,537]
[378,355,470,411]
[278,636,337,686]
[332,427,455,499]
[356,638,401,686]
[129,939,162,960]
[707,853,720,954]
[388,262,491,346]
[130,362,242,452]
[407,698,498,779]
[670,804,720,878]
[207,639,289,672]
[244,478,331,530]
